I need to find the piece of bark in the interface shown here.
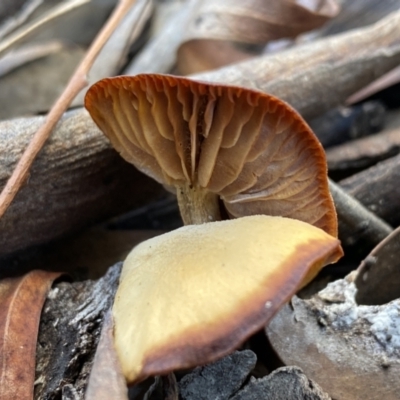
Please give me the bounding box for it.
[327,127,400,173]
[178,350,257,400]
[356,225,400,305]
[193,10,400,120]
[339,153,400,227]
[0,109,162,260]
[231,366,331,400]
[310,101,386,148]
[35,263,122,400]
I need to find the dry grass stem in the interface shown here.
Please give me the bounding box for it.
[0,0,138,220]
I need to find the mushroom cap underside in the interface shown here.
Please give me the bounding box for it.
[85,74,337,236]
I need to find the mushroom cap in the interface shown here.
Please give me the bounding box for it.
[85,74,337,236]
[113,215,343,384]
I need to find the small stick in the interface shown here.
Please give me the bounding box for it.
[329,179,393,246]
[0,0,138,219]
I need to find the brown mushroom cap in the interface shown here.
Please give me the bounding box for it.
[113,215,343,384]
[85,74,337,236]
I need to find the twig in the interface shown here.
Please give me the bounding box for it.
[329,179,393,246]
[0,0,138,219]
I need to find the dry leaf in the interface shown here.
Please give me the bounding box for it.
[267,274,400,400]
[0,270,61,400]
[85,74,337,236]
[177,0,340,74]
[113,215,342,384]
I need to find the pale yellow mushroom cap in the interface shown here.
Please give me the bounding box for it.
[113,215,343,384]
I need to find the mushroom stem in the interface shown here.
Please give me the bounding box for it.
[176,183,221,225]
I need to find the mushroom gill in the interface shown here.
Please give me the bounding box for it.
[85,74,337,236]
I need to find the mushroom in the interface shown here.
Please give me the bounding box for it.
[84,74,342,385]
[85,74,337,236]
[114,215,342,384]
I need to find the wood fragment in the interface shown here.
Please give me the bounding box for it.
[35,263,122,399]
[0,270,61,400]
[0,109,162,260]
[327,127,400,174]
[356,225,400,306]
[339,153,400,228]
[310,101,386,148]
[231,367,331,400]
[193,10,400,120]
[329,180,392,247]
[178,351,256,400]
[0,0,138,222]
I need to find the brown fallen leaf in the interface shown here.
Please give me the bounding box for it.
[267,273,400,400]
[177,0,340,74]
[356,225,400,305]
[0,270,61,400]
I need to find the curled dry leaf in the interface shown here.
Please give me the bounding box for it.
[113,215,343,384]
[85,74,337,236]
[267,274,400,400]
[355,225,400,305]
[177,0,340,74]
[0,270,61,400]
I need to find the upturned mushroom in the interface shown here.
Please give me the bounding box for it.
[85,74,337,236]
[84,74,342,385]
[114,215,342,384]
